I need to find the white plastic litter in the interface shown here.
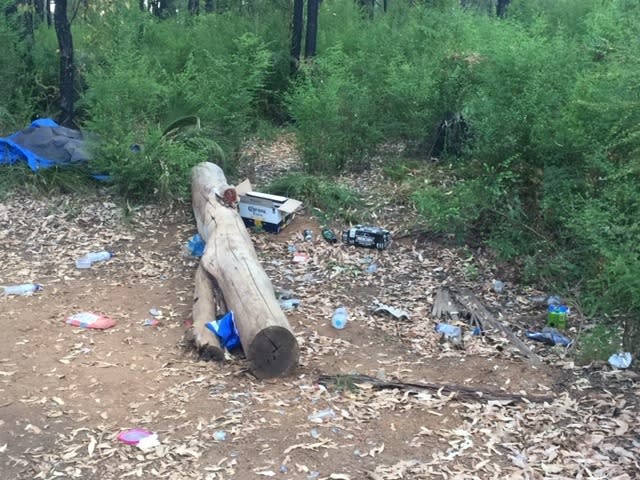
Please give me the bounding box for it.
[608,352,632,369]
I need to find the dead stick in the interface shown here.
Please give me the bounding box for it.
[318,374,555,404]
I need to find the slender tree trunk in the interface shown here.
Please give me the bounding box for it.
[290,0,304,74]
[383,0,388,13]
[46,0,52,26]
[139,0,145,12]
[496,0,509,18]
[188,0,199,15]
[54,0,75,128]
[304,0,319,58]
[204,0,215,13]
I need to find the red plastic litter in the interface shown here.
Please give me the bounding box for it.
[66,312,116,330]
[117,428,153,445]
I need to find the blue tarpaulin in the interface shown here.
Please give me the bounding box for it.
[0,118,92,171]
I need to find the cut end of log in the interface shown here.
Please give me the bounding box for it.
[247,326,299,379]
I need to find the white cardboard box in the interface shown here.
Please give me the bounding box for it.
[236,180,302,233]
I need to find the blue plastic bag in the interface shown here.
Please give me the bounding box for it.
[186,233,205,257]
[206,311,240,350]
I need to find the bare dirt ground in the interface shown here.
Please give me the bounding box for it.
[1,139,638,479]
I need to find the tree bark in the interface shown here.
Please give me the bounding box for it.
[290,0,304,74]
[496,0,510,18]
[54,0,75,128]
[190,263,224,360]
[191,162,299,378]
[188,0,199,15]
[304,0,319,58]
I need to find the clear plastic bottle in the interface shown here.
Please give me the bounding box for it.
[76,251,114,269]
[2,283,42,296]
[331,307,348,329]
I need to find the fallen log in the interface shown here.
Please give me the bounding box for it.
[191,162,299,378]
[190,263,224,361]
[318,374,554,404]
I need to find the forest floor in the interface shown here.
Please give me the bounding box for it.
[1,137,638,480]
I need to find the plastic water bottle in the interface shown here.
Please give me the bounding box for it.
[435,323,462,345]
[279,298,301,311]
[2,283,42,296]
[76,251,113,269]
[331,307,348,329]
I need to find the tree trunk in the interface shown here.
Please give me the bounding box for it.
[496,0,510,18]
[54,0,75,128]
[304,0,319,58]
[191,162,299,378]
[190,263,224,360]
[290,0,304,74]
[204,0,215,13]
[188,0,199,15]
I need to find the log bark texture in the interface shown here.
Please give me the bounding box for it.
[191,263,224,361]
[192,162,299,378]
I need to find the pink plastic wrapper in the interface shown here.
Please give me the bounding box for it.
[117,428,153,445]
[66,312,116,330]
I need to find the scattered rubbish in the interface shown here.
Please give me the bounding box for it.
[307,408,336,423]
[342,225,391,250]
[75,250,113,269]
[608,352,632,369]
[492,280,505,294]
[2,283,42,296]
[310,428,320,439]
[117,428,158,450]
[213,430,227,441]
[236,179,302,233]
[525,327,572,347]
[143,318,160,327]
[279,464,289,473]
[547,304,569,329]
[185,233,205,257]
[547,295,562,306]
[372,300,410,320]
[307,472,320,480]
[331,307,349,329]
[279,298,301,311]
[529,294,561,306]
[472,326,483,336]
[303,229,313,241]
[366,262,378,274]
[322,227,338,244]
[275,288,294,300]
[149,308,162,317]
[435,323,462,342]
[292,252,310,264]
[287,244,297,254]
[66,312,116,330]
[205,311,240,350]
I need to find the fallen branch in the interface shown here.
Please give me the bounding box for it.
[318,374,554,404]
[433,287,541,365]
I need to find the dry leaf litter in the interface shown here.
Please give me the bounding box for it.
[0,137,638,479]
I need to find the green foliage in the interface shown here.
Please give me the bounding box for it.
[575,323,622,364]
[265,172,361,222]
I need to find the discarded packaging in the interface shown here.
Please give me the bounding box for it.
[608,352,632,369]
[372,301,410,320]
[322,227,338,244]
[2,283,42,296]
[308,408,336,422]
[213,430,227,441]
[149,308,162,317]
[236,179,302,233]
[303,229,313,241]
[66,312,116,330]
[331,307,348,329]
[292,252,310,264]
[435,323,462,341]
[117,428,155,446]
[279,298,301,311]
[547,304,569,329]
[342,225,391,250]
[76,250,113,269]
[492,280,505,294]
[525,327,572,347]
[205,311,240,350]
[143,318,160,327]
[185,234,205,257]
